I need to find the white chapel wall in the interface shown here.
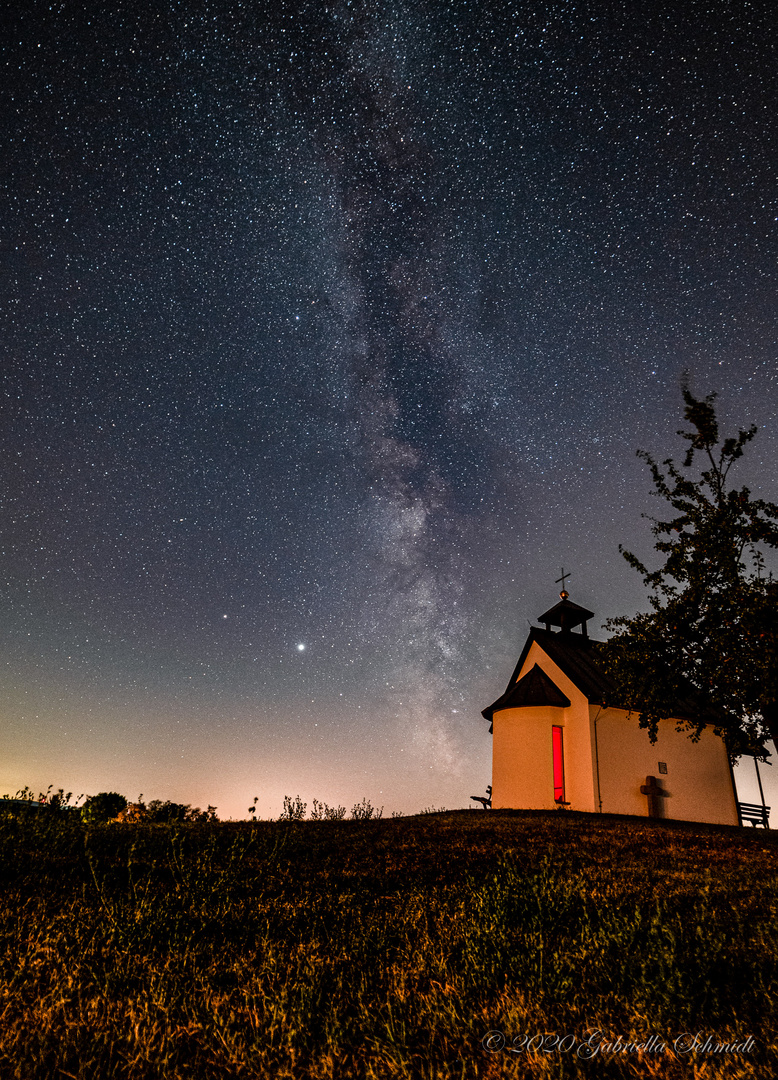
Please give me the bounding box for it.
[492,705,567,810]
[491,641,597,812]
[592,706,738,826]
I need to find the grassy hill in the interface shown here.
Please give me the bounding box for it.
[0,807,775,1077]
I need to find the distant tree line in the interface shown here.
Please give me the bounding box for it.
[3,788,393,823]
[85,794,219,824]
[0,788,218,824]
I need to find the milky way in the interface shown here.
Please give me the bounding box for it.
[2,0,777,817]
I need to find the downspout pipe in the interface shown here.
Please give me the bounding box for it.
[592,705,604,814]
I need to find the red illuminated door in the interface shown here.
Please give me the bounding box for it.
[552,726,565,803]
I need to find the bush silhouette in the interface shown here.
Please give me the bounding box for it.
[81,792,127,825]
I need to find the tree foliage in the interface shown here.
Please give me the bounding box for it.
[604,383,778,759]
[143,800,218,823]
[82,795,218,824]
[81,792,127,825]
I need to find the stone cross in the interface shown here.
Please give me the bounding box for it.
[640,775,668,819]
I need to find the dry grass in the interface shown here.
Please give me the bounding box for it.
[0,808,776,1077]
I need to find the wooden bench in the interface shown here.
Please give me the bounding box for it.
[738,802,770,828]
[470,785,492,810]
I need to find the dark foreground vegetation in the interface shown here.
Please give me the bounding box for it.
[0,807,776,1078]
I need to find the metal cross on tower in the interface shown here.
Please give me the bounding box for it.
[555,568,571,597]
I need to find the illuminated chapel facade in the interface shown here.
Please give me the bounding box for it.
[482,592,739,827]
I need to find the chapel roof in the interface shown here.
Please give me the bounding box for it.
[482,623,705,722]
[481,662,571,720]
[481,627,612,721]
[508,627,613,702]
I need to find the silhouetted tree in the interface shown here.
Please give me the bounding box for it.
[81,791,127,824]
[604,383,778,759]
[144,800,218,823]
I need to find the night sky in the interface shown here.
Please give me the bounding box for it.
[3,0,777,819]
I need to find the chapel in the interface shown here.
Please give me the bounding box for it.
[482,588,740,826]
